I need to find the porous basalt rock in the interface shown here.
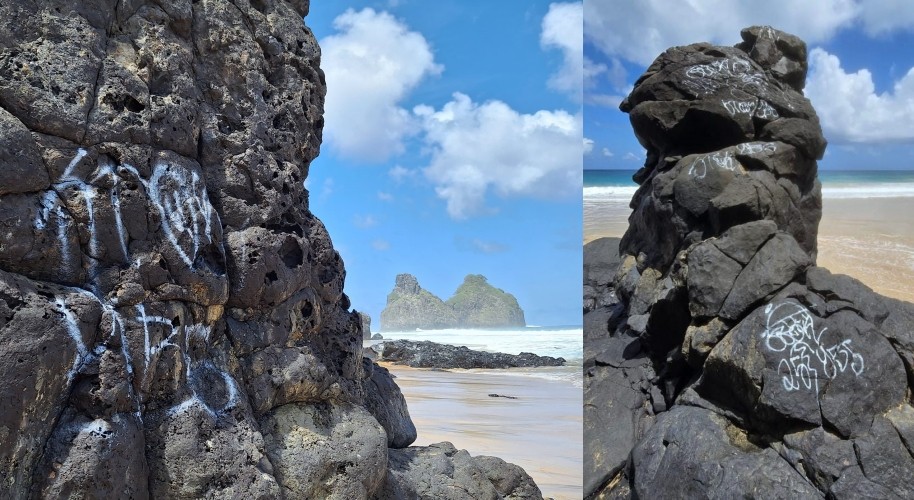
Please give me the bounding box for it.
[0,1,541,498]
[585,26,914,499]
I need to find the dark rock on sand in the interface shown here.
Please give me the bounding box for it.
[379,339,565,369]
[377,442,543,500]
[446,274,526,328]
[586,25,914,499]
[364,361,417,448]
[0,1,541,497]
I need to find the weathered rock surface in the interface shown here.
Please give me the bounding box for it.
[0,1,541,498]
[359,311,372,339]
[585,26,914,499]
[378,339,565,369]
[380,273,526,331]
[377,442,543,500]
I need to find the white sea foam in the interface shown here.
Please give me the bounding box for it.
[585,182,914,202]
[583,185,637,201]
[372,327,583,387]
[821,183,914,199]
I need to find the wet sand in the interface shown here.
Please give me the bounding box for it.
[584,196,914,304]
[384,363,582,500]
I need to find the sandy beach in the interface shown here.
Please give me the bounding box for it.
[385,363,582,500]
[584,194,914,304]
[817,197,914,303]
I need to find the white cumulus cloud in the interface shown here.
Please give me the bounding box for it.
[320,8,442,162]
[806,48,914,143]
[584,137,594,154]
[416,93,582,219]
[541,2,584,100]
[584,0,858,66]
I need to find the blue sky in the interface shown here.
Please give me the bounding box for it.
[306,2,583,327]
[584,1,914,170]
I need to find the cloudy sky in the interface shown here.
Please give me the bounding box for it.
[307,1,583,327]
[584,0,914,170]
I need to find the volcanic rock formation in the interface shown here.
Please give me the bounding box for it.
[0,1,541,498]
[585,26,914,499]
[381,273,525,331]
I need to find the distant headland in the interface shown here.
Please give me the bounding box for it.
[380,273,526,331]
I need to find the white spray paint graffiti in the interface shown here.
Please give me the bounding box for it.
[145,163,215,268]
[132,306,237,417]
[684,57,767,96]
[761,302,865,393]
[688,151,738,179]
[721,98,779,120]
[736,142,778,156]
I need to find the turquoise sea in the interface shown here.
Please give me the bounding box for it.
[584,168,914,241]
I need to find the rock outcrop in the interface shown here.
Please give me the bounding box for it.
[377,339,566,369]
[585,26,914,499]
[380,273,459,331]
[359,311,372,339]
[380,273,525,331]
[0,2,541,498]
[447,274,526,328]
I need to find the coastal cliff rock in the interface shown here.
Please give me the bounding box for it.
[380,273,525,331]
[379,273,459,331]
[585,26,914,499]
[447,274,526,328]
[0,1,541,498]
[359,311,372,339]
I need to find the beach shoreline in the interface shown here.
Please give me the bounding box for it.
[584,189,914,304]
[383,362,582,500]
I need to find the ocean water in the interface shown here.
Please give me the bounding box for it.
[371,326,583,387]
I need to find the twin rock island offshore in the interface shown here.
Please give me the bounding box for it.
[0,1,543,498]
[585,26,914,499]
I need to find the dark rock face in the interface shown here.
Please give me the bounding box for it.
[585,26,914,499]
[359,311,372,339]
[379,339,566,369]
[378,442,543,500]
[381,273,526,331]
[0,2,541,498]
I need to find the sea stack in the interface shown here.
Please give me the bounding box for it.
[446,274,525,328]
[379,273,459,331]
[380,273,526,331]
[585,26,914,498]
[0,2,541,498]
